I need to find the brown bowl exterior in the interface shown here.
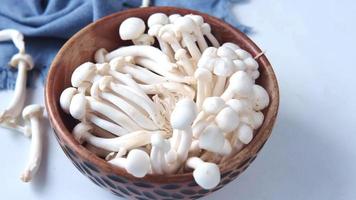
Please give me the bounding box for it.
[45,6,279,200]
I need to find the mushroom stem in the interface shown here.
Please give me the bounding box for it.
[73,123,166,152]
[106,45,175,71]
[139,82,195,99]
[135,57,194,84]
[212,76,226,96]
[21,105,44,182]
[99,77,165,129]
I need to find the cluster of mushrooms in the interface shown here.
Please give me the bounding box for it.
[60,13,269,189]
[0,29,45,182]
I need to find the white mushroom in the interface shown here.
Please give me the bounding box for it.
[212,58,235,96]
[159,24,183,52]
[139,82,195,99]
[198,124,225,153]
[109,149,151,178]
[168,14,181,23]
[186,157,221,189]
[221,71,253,101]
[0,53,34,122]
[20,104,44,182]
[252,84,270,111]
[94,48,108,63]
[174,16,202,61]
[234,124,253,144]
[73,123,166,152]
[201,23,220,47]
[150,133,171,174]
[60,87,78,114]
[186,14,208,51]
[221,42,240,51]
[119,17,147,45]
[215,107,240,133]
[170,98,197,162]
[235,49,252,60]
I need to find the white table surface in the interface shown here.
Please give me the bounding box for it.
[1,0,356,199]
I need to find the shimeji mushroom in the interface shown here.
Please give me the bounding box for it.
[73,123,167,152]
[251,84,270,111]
[215,106,240,133]
[105,45,176,71]
[94,48,108,63]
[90,80,158,130]
[69,92,142,132]
[174,16,202,61]
[21,104,44,182]
[198,124,225,153]
[159,24,183,52]
[150,133,172,174]
[147,13,174,60]
[98,76,166,129]
[186,157,221,189]
[168,14,181,23]
[221,71,254,101]
[221,42,240,51]
[119,17,153,45]
[109,149,151,178]
[0,33,34,122]
[170,98,197,162]
[186,14,208,51]
[201,23,220,48]
[234,123,254,144]
[212,57,235,96]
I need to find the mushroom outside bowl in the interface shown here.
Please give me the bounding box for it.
[45,6,279,200]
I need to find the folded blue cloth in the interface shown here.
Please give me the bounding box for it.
[0,0,249,89]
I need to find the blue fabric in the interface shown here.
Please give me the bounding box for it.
[0,0,249,89]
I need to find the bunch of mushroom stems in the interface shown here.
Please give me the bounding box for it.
[0,29,45,183]
[61,13,269,189]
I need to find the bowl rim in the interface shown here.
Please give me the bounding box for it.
[45,6,279,183]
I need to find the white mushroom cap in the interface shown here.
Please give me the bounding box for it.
[226,99,252,114]
[168,14,182,23]
[187,14,204,26]
[202,97,225,115]
[147,13,169,28]
[9,53,34,70]
[233,59,247,71]
[94,48,108,63]
[236,124,253,144]
[71,62,96,87]
[222,42,240,51]
[174,16,196,33]
[213,58,235,77]
[60,87,78,113]
[119,17,146,40]
[69,93,87,120]
[252,111,264,129]
[125,149,151,178]
[244,57,259,70]
[228,71,254,98]
[199,124,225,152]
[217,46,238,60]
[252,84,270,110]
[22,104,43,121]
[72,122,92,144]
[151,133,170,152]
[197,47,218,71]
[170,98,197,129]
[193,162,220,189]
[235,49,252,60]
[187,157,221,189]
[215,107,240,133]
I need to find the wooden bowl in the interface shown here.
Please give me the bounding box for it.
[45,6,279,200]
